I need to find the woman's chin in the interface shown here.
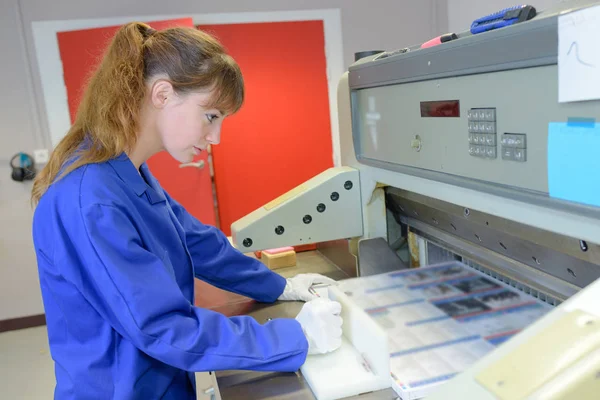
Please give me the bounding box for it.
[171,152,194,164]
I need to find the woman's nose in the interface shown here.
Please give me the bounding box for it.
[206,127,221,145]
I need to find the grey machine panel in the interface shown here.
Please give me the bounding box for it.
[347,0,600,215]
[352,65,600,194]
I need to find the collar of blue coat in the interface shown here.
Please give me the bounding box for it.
[108,153,167,204]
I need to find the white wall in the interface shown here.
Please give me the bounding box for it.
[0,0,45,321]
[1,0,442,321]
[447,0,565,33]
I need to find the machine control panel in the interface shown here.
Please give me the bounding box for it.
[468,108,527,162]
[351,65,600,194]
[501,133,527,162]
[468,108,497,159]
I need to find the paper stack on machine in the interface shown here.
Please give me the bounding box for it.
[337,262,552,399]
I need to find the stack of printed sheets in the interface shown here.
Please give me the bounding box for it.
[337,262,552,400]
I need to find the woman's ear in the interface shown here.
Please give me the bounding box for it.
[150,79,174,109]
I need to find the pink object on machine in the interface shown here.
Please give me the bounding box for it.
[262,246,295,255]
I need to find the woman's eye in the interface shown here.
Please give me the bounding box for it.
[206,114,219,123]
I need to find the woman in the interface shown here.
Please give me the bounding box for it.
[31,22,342,399]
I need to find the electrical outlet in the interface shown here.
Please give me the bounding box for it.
[33,149,49,164]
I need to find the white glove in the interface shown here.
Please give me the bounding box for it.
[278,273,337,302]
[296,298,343,355]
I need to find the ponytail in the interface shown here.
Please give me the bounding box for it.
[31,22,151,205]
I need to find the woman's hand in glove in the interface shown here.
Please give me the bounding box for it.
[296,298,343,355]
[278,273,337,302]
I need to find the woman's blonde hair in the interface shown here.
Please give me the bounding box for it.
[31,22,244,205]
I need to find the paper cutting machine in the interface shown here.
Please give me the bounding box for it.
[232,1,600,399]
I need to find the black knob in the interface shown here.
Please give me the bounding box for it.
[331,192,339,201]
[242,238,253,248]
[275,225,285,235]
[317,203,326,213]
[580,240,589,252]
[344,180,353,190]
[303,215,312,224]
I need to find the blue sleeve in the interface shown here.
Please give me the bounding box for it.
[65,203,308,372]
[164,191,287,303]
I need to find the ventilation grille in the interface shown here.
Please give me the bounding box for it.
[463,258,562,307]
[426,242,461,265]
[425,240,561,307]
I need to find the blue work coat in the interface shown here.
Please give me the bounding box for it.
[32,153,308,399]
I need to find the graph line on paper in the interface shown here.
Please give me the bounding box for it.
[567,41,595,68]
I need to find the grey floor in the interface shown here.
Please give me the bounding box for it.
[0,326,55,399]
[0,326,214,399]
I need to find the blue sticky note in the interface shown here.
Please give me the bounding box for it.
[548,122,600,207]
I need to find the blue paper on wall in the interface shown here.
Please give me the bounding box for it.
[548,122,600,207]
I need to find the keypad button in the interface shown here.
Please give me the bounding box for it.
[502,148,514,160]
[501,134,527,148]
[514,137,523,147]
[514,149,526,162]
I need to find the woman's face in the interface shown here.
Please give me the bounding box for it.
[154,87,224,163]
